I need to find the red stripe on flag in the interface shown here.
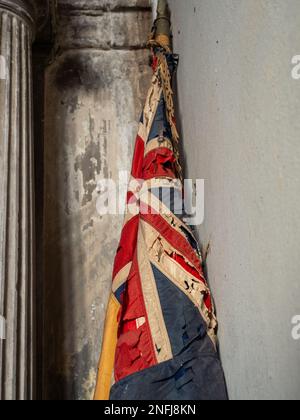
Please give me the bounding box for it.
[171,253,205,283]
[142,147,177,180]
[114,251,157,382]
[140,209,202,273]
[171,254,212,311]
[127,191,135,204]
[131,136,145,179]
[113,215,139,280]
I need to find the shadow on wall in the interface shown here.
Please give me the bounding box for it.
[43,52,119,400]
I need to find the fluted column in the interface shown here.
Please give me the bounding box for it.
[0,0,36,400]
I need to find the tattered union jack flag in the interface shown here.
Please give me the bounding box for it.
[94,16,227,401]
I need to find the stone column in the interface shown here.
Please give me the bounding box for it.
[0,0,36,400]
[43,0,152,400]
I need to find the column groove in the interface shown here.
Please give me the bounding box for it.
[0,0,36,400]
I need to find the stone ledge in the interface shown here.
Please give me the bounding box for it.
[57,10,152,50]
[58,0,151,12]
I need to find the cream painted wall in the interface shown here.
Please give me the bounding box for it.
[169,0,300,400]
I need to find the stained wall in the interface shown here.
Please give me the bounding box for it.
[43,0,152,400]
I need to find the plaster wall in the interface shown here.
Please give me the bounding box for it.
[169,0,300,400]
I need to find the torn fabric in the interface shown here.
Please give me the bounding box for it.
[94,48,227,401]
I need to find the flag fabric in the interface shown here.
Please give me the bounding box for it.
[94,41,228,401]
